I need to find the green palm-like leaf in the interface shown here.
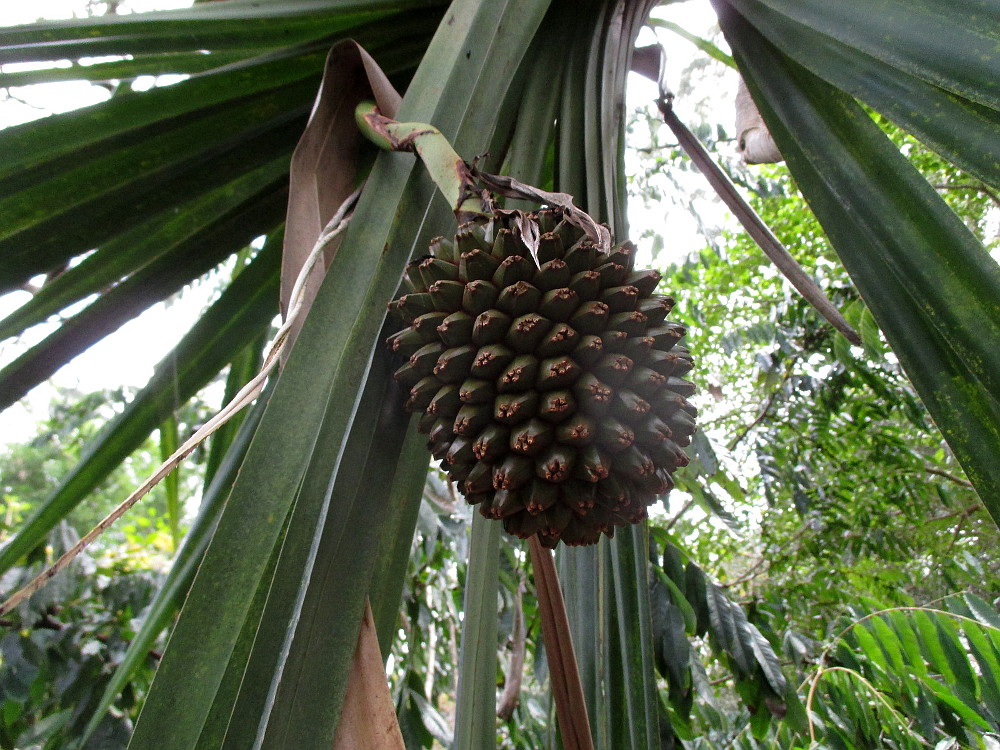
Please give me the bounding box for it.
[715,0,1000,522]
[725,0,1000,188]
[80,379,274,746]
[817,601,1000,746]
[127,3,553,746]
[0,1,432,64]
[454,513,501,749]
[0,181,288,410]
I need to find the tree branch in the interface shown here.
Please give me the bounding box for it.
[655,95,862,347]
[922,465,974,488]
[719,522,811,590]
[663,496,696,533]
[727,360,794,451]
[932,182,1000,211]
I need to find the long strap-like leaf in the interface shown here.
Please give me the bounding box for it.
[714,1,1000,521]
[78,377,275,746]
[454,513,501,749]
[0,234,282,576]
[127,3,554,748]
[654,96,861,346]
[726,0,1000,189]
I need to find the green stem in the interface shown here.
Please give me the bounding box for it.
[355,100,484,222]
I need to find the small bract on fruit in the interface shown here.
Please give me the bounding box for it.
[387,208,697,547]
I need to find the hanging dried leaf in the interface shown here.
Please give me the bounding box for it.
[475,171,612,251]
[736,77,782,164]
[281,40,403,355]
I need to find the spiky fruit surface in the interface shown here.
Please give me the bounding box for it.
[387,209,697,547]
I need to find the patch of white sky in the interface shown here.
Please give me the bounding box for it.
[626,2,741,273]
[1,0,195,125]
[0,0,214,442]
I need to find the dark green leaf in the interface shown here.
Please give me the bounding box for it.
[453,513,500,750]
[726,0,1000,188]
[716,1,1000,523]
[79,380,273,746]
[746,622,786,696]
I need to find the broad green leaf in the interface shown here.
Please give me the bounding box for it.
[870,616,907,676]
[0,96,307,290]
[79,380,274,746]
[915,691,938,742]
[746,622,786,696]
[914,611,956,684]
[716,1,1000,524]
[963,594,1000,631]
[0,2,433,64]
[0,159,287,343]
[368,428,432,655]
[851,624,892,687]
[653,566,697,635]
[735,0,1000,109]
[397,686,435,749]
[925,680,992,732]
[889,612,929,680]
[659,602,692,695]
[657,535,689,588]
[0,181,287,411]
[158,414,181,551]
[684,562,711,637]
[689,430,719,475]
[681,480,739,529]
[961,624,1000,724]
[608,526,661,749]
[411,692,453,747]
[726,0,1000,188]
[127,3,554,746]
[194,507,294,750]
[202,330,266,491]
[221,351,419,750]
[705,581,752,675]
[934,617,979,708]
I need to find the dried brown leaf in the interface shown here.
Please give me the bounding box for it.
[333,599,405,750]
[529,537,595,750]
[281,41,402,357]
[477,172,612,252]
